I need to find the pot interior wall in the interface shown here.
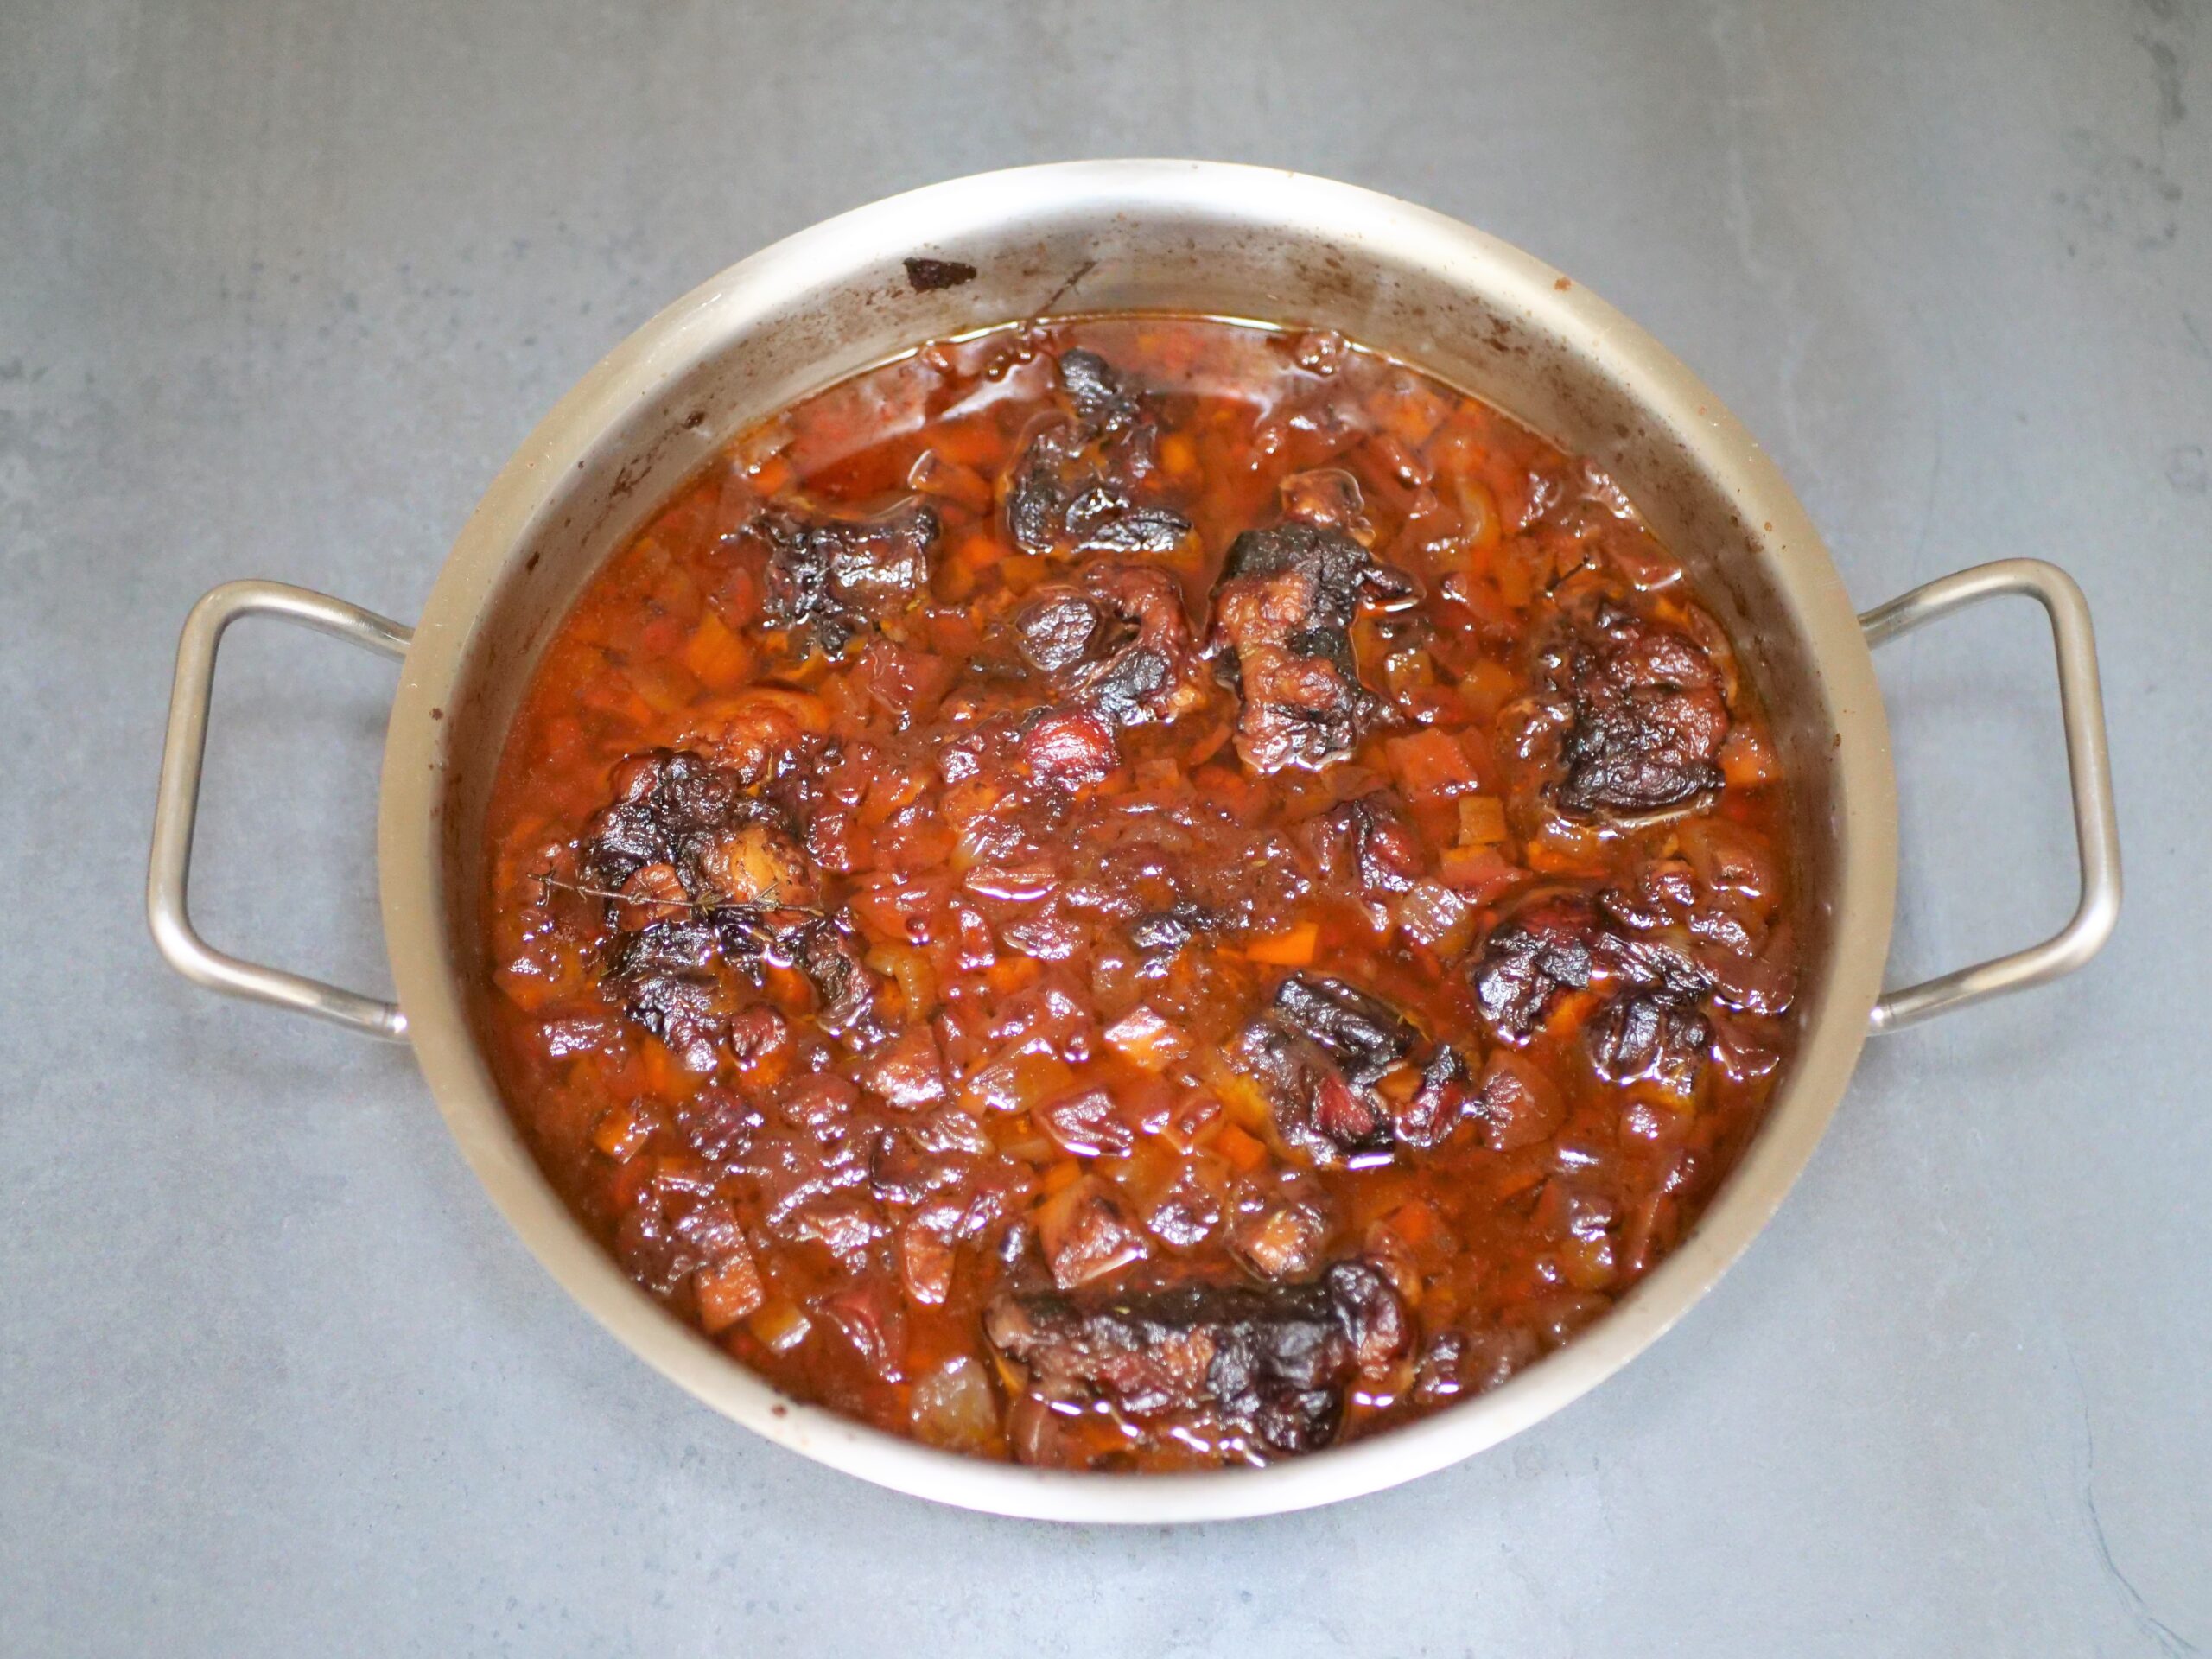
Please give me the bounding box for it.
[432,186,1854,1216]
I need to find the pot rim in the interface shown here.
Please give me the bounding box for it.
[376,159,1897,1522]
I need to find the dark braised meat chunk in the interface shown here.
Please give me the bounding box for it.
[1005,351,1193,558]
[1126,901,1220,955]
[1209,523,1408,773]
[607,918,733,1069]
[1586,991,1710,1095]
[1470,889,1719,1096]
[1012,561,1211,728]
[1271,974,1417,1084]
[582,749,880,1056]
[1304,791,1424,897]
[983,1260,1409,1463]
[1394,1044,1478,1151]
[1512,596,1730,817]
[743,499,937,653]
[603,902,879,1066]
[1469,890,1606,1042]
[582,750,755,893]
[1236,974,1418,1160]
[1057,347,1137,426]
[788,918,889,1049]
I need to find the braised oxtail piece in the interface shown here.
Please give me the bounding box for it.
[984,1262,1409,1463]
[1004,349,1193,558]
[1516,595,1731,818]
[1234,974,1421,1161]
[1012,561,1212,728]
[741,499,938,654]
[1210,523,1409,773]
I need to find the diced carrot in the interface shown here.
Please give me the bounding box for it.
[748,453,794,497]
[681,611,753,691]
[747,1298,811,1353]
[1243,922,1319,967]
[1195,1047,1273,1133]
[1039,1158,1085,1195]
[638,1037,706,1097]
[1456,794,1509,845]
[1437,843,1525,903]
[1385,728,1483,802]
[1387,1199,1440,1249]
[1103,1005,1193,1074]
[590,1099,654,1160]
[1491,546,1539,610]
[1492,1158,1548,1199]
[695,1246,765,1334]
[1719,727,1777,788]
[985,956,1041,995]
[1214,1122,1268,1173]
[1456,657,1521,722]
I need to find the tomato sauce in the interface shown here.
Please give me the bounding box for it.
[478,317,1799,1469]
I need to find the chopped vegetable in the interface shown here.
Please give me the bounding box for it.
[1243,922,1319,967]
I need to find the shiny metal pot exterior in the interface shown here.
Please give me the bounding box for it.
[149,162,2120,1522]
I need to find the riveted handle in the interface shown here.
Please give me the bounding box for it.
[148,580,414,1040]
[1859,559,2121,1033]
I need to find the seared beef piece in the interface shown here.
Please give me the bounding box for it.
[1306,791,1424,896]
[606,906,876,1065]
[788,918,888,1049]
[1127,902,1220,954]
[1004,351,1193,558]
[1013,562,1210,728]
[1468,890,1606,1042]
[743,499,937,653]
[982,1261,1409,1461]
[1235,975,1418,1160]
[607,918,733,1069]
[583,749,859,1058]
[1394,1044,1478,1150]
[1209,523,1408,773]
[1471,889,1719,1092]
[1056,348,1137,426]
[1014,590,1101,673]
[1237,1020,1389,1157]
[1586,991,1710,1096]
[1517,597,1730,818]
[583,750,756,893]
[585,754,875,1052]
[1272,974,1417,1084]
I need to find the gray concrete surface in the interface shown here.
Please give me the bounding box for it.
[4,0,2208,1653]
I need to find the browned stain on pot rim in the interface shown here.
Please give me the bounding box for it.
[903,257,977,292]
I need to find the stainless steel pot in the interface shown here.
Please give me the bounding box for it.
[146,161,2120,1522]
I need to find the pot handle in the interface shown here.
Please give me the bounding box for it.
[148,580,414,1041]
[1859,558,2120,1033]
